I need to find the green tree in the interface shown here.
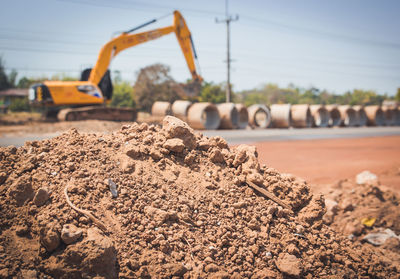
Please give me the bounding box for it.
[8,97,30,112]
[110,81,135,108]
[395,88,400,102]
[198,82,225,103]
[0,57,13,90]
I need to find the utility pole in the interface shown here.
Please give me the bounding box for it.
[216,0,238,103]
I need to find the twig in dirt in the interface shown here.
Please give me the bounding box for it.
[183,237,195,261]
[64,184,108,232]
[246,180,293,213]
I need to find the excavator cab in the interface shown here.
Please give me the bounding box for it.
[81,69,113,101]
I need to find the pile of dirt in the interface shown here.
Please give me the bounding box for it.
[323,177,400,263]
[0,116,399,278]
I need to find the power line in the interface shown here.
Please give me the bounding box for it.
[240,15,400,50]
[54,0,400,50]
[1,32,399,72]
[1,44,399,73]
[0,35,224,55]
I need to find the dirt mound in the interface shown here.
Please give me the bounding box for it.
[324,177,400,265]
[0,116,398,278]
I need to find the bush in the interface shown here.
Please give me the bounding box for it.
[110,81,135,108]
[8,97,30,112]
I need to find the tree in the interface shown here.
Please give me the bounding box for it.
[8,97,30,112]
[133,63,184,112]
[198,82,225,103]
[0,57,13,90]
[110,81,135,108]
[396,88,400,102]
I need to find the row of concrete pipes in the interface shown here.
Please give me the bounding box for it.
[151,101,400,130]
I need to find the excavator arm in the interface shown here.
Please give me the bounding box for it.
[89,10,202,85]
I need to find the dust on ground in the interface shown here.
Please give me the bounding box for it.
[1,116,399,278]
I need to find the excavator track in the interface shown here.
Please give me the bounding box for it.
[57,106,137,121]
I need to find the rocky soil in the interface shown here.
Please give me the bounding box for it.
[324,177,400,268]
[0,116,399,278]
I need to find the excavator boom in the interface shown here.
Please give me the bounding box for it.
[89,11,201,86]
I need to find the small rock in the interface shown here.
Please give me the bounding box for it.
[164,263,187,277]
[205,182,218,190]
[150,148,163,160]
[209,136,228,149]
[198,139,212,151]
[15,225,29,236]
[8,178,34,207]
[324,199,339,215]
[124,144,141,159]
[234,144,260,172]
[276,253,302,277]
[210,149,224,163]
[41,228,60,252]
[20,269,37,279]
[204,263,220,273]
[163,138,185,153]
[162,116,197,149]
[232,201,247,209]
[118,154,135,173]
[247,172,264,185]
[66,162,75,171]
[33,187,50,207]
[341,198,354,212]
[108,179,118,198]
[233,150,247,167]
[144,206,178,225]
[66,227,117,278]
[356,170,378,185]
[61,224,82,244]
[0,172,7,185]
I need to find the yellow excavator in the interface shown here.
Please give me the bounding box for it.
[29,10,202,121]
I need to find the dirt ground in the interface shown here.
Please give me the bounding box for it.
[1,118,399,278]
[254,136,400,193]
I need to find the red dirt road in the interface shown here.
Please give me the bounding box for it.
[254,136,400,191]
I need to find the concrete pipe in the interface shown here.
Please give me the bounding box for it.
[171,100,192,121]
[381,106,395,126]
[270,104,291,128]
[235,104,249,129]
[338,105,357,127]
[216,103,239,129]
[247,104,271,129]
[187,102,220,130]
[352,105,368,126]
[309,105,330,127]
[325,105,342,127]
[151,101,172,117]
[291,104,313,128]
[364,105,385,126]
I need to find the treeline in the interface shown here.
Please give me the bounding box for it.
[1,58,399,112]
[235,83,398,107]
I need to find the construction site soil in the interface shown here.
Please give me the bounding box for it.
[0,116,399,278]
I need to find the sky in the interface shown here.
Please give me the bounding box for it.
[0,0,399,95]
